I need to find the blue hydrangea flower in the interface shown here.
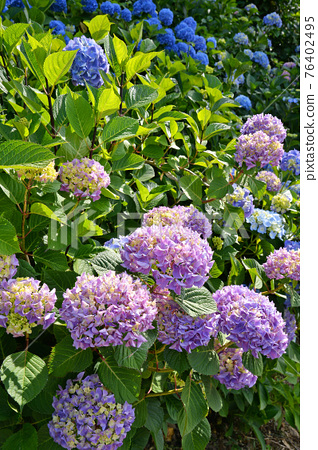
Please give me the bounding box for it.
[268,39,272,49]
[158,8,173,26]
[246,208,286,239]
[235,95,252,111]
[63,36,109,88]
[252,51,270,68]
[207,37,217,48]
[193,35,207,52]
[175,23,195,42]
[157,28,176,47]
[120,8,132,21]
[50,0,67,12]
[81,0,97,12]
[180,17,197,30]
[100,1,114,14]
[177,42,196,58]
[263,12,282,28]
[283,97,299,104]
[145,17,162,29]
[49,20,66,36]
[104,236,129,250]
[132,0,156,16]
[280,149,300,175]
[233,32,249,45]
[295,45,300,53]
[4,0,24,7]
[245,3,257,12]
[194,51,209,65]
[225,71,245,86]
[244,49,253,59]
[225,184,254,218]
[284,240,300,251]
[112,3,121,16]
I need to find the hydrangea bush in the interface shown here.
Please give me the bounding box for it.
[0,0,300,448]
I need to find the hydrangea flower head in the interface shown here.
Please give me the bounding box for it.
[49,20,66,36]
[207,37,217,48]
[145,17,162,29]
[177,42,196,58]
[17,162,58,183]
[280,149,300,175]
[283,97,299,104]
[48,372,135,450]
[60,272,157,349]
[284,240,300,251]
[252,51,270,69]
[179,17,197,31]
[155,289,218,352]
[63,36,109,88]
[212,237,223,250]
[120,8,132,21]
[235,131,284,169]
[142,205,212,239]
[0,278,56,337]
[193,35,207,52]
[245,3,258,12]
[158,8,173,26]
[157,28,176,47]
[225,184,254,218]
[271,191,292,214]
[120,225,214,295]
[0,254,19,284]
[214,345,257,390]
[246,208,285,239]
[255,171,282,192]
[132,0,156,16]
[235,95,252,111]
[240,113,287,143]
[50,0,67,12]
[263,12,282,28]
[213,285,289,359]
[194,52,209,66]
[233,32,249,45]
[100,1,114,14]
[59,157,110,202]
[283,310,297,345]
[81,0,97,12]
[175,23,195,42]
[263,248,300,281]
[244,49,253,59]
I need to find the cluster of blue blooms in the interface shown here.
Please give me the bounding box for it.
[233,32,249,46]
[252,51,270,69]
[81,0,98,13]
[280,149,300,176]
[263,12,283,28]
[246,208,286,240]
[235,95,252,111]
[283,97,299,105]
[50,0,67,13]
[100,1,121,16]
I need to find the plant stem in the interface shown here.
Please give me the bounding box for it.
[89,123,98,158]
[21,179,33,262]
[144,388,183,399]
[119,72,124,116]
[45,78,58,154]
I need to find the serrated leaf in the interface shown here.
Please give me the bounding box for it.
[66,94,94,139]
[0,352,48,411]
[248,177,266,200]
[125,52,162,81]
[145,398,164,433]
[182,418,211,450]
[177,377,208,437]
[44,50,78,87]
[97,87,121,117]
[31,203,66,224]
[3,23,29,54]
[0,172,26,204]
[203,123,230,140]
[242,350,264,376]
[201,375,223,412]
[179,175,202,205]
[37,425,63,450]
[2,424,37,450]
[33,247,68,271]
[0,216,20,255]
[98,347,141,403]
[102,116,139,143]
[174,287,218,318]
[126,85,158,110]
[112,152,145,171]
[50,335,93,377]
[187,343,219,375]
[207,176,230,199]
[85,14,111,41]
[90,248,123,274]
[164,348,191,373]
[19,39,46,86]
[0,140,55,169]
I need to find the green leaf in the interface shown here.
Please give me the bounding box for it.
[203,123,230,140]
[164,348,191,373]
[174,287,218,318]
[242,350,264,376]
[207,176,230,199]
[31,203,66,224]
[37,425,63,450]
[98,347,141,403]
[50,335,93,377]
[3,23,29,54]
[33,247,68,271]
[97,87,121,117]
[112,152,145,171]
[182,418,211,450]
[0,140,55,169]
[223,203,245,230]
[112,35,128,66]
[43,270,78,301]
[85,14,111,41]
[28,375,61,414]
[43,50,78,87]
[187,342,219,376]
[197,108,211,129]
[250,424,266,450]
[125,52,162,81]
[0,216,20,255]
[0,351,48,411]
[90,248,123,274]
[177,377,208,436]
[145,398,164,433]
[0,386,17,421]
[102,116,139,143]
[66,94,95,139]
[248,177,266,200]
[132,399,147,428]
[201,375,223,412]
[0,172,26,204]
[126,85,158,110]
[19,39,46,86]
[114,342,148,370]
[179,175,202,205]
[258,382,268,410]
[2,424,37,450]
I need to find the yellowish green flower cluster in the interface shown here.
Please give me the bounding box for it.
[17,161,57,183]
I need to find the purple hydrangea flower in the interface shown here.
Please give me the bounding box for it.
[81,0,98,12]
[207,37,217,48]
[142,205,212,238]
[263,12,282,28]
[252,51,270,69]
[235,131,284,169]
[271,191,292,214]
[283,310,297,345]
[233,32,249,45]
[235,94,252,111]
[48,372,135,450]
[50,0,67,12]
[213,285,289,359]
[132,0,156,16]
[0,278,56,337]
[155,289,218,352]
[263,248,300,281]
[63,36,109,88]
[49,20,66,36]
[0,254,19,284]
[158,8,173,26]
[120,8,132,21]
[242,115,285,141]
[280,149,300,175]
[120,225,214,295]
[59,157,110,202]
[255,171,282,192]
[157,28,176,47]
[246,208,286,239]
[225,184,254,218]
[284,240,300,251]
[60,272,157,349]
[214,345,258,390]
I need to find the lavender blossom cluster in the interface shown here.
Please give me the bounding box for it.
[255,171,282,192]
[60,272,157,349]
[225,184,254,218]
[240,114,287,143]
[59,157,110,202]
[120,224,214,295]
[0,278,57,337]
[263,248,300,281]
[0,254,19,284]
[235,131,284,169]
[142,205,212,238]
[246,208,285,239]
[283,310,297,345]
[213,285,289,359]
[214,346,257,390]
[48,372,135,450]
[155,289,218,352]
[63,36,109,88]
